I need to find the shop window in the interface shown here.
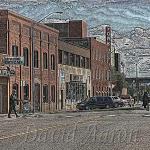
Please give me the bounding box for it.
[43,52,48,69]
[51,85,55,102]
[63,51,69,65]
[51,54,55,70]
[23,47,29,66]
[12,45,18,56]
[43,85,48,103]
[58,50,63,64]
[34,51,38,68]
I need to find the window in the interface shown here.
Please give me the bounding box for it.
[24,84,29,99]
[43,85,48,103]
[51,54,55,70]
[80,56,85,68]
[63,51,69,65]
[51,85,55,102]
[70,53,75,66]
[23,48,29,66]
[43,52,48,69]
[76,55,80,67]
[34,51,38,68]
[86,58,90,69]
[58,50,63,64]
[12,45,18,56]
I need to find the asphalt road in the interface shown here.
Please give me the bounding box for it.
[0,109,150,150]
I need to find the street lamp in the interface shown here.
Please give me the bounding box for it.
[31,11,63,113]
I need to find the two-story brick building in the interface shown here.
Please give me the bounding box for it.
[57,40,91,110]
[0,10,59,113]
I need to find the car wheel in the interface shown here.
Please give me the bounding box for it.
[106,105,110,109]
[114,103,119,108]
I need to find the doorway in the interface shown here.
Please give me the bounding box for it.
[0,84,8,113]
[61,90,63,109]
[34,83,40,112]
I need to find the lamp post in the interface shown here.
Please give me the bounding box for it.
[31,11,63,113]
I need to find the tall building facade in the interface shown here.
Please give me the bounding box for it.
[0,10,59,113]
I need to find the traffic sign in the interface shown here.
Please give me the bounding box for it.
[3,56,24,65]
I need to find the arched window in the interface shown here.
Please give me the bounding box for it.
[34,51,39,68]
[23,47,29,66]
[51,54,55,70]
[43,52,48,69]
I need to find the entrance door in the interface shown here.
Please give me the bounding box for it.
[0,84,8,113]
[61,90,63,109]
[34,83,40,112]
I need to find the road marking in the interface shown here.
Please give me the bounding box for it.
[107,115,116,117]
[0,116,101,141]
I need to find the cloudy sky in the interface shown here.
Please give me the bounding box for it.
[1,0,150,33]
[1,0,150,77]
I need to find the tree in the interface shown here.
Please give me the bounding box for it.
[111,67,127,95]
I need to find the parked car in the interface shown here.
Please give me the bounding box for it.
[111,96,125,107]
[120,95,134,107]
[76,96,124,110]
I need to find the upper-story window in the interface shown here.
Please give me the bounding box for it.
[23,47,29,66]
[80,56,85,68]
[43,52,48,69]
[70,53,75,66]
[34,51,39,68]
[76,55,80,67]
[51,54,55,70]
[58,50,63,64]
[12,45,18,56]
[86,58,90,69]
[63,51,69,65]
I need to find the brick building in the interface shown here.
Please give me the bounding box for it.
[45,20,88,38]
[46,21,111,96]
[0,10,59,113]
[58,40,91,110]
[61,37,110,96]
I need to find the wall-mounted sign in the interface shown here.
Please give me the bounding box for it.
[0,67,15,77]
[3,56,24,65]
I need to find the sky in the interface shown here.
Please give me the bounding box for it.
[1,0,150,33]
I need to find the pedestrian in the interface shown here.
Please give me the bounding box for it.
[142,92,149,109]
[8,89,19,118]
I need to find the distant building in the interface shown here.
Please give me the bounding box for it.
[45,20,88,38]
[46,21,111,96]
[0,10,59,113]
[58,40,91,110]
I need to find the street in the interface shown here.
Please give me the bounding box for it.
[0,109,150,150]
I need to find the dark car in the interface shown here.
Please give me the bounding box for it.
[76,96,123,110]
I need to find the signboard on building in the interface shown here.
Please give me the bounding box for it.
[0,68,15,77]
[3,56,24,65]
